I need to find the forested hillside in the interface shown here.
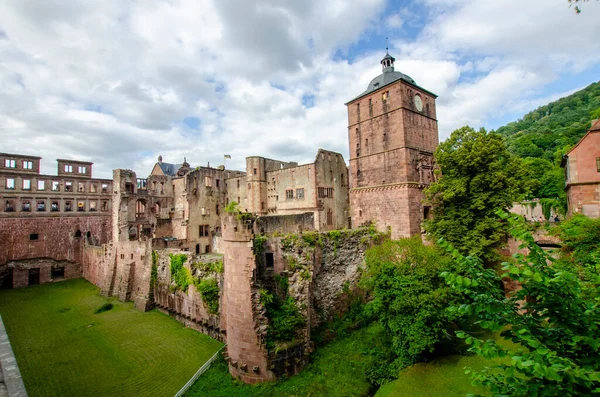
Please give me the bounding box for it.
[491,81,600,215]
[495,81,600,162]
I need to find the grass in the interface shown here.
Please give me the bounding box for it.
[185,323,386,397]
[376,334,516,397]
[0,278,223,397]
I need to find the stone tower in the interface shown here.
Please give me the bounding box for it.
[346,51,439,239]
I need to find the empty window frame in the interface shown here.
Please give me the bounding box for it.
[22,160,33,170]
[204,176,212,187]
[22,200,31,212]
[296,188,305,199]
[22,179,31,190]
[317,187,334,198]
[65,181,73,192]
[5,178,15,189]
[4,159,16,168]
[52,181,60,191]
[285,189,293,200]
[135,200,146,217]
[51,201,59,212]
[78,182,85,192]
[64,164,73,173]
[37,180,45,190]
[90,183,97,193]
[65,200,73,212]
[101,183,108,192]
[101,200,109,211]
[37,200,45,212]
[5,200,15,212]
[89,201,97,212]
[77,200,85,212]
[78,166,86,174]
[199,225,210,237]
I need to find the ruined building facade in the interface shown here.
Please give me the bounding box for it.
[346,52,438,238]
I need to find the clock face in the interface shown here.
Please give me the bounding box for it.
[414,95,423,112]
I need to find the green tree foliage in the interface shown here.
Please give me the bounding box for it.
[425,126,532,263]
[496,82,600,163]
[569,0,598,13]
[522,157,567,215]
[169,253,192,292]
[361,237,466,384]
[441,211,600,396]
[196,278,220,314]
[259,278,305,348]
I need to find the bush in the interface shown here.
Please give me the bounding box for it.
[169,253,192,292]
[94,303,113,314]
[196,278,219,314]
[360,236,467,383]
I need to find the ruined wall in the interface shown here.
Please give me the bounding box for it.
[222,214,273,383]
[82,243,111,288]
[153,251,224,341]
[3,258,81,288]
[0,216,111,266]
[254,213,316,235]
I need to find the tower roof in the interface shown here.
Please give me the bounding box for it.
[345,51,437,104]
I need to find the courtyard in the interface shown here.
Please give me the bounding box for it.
[0,278,223,397]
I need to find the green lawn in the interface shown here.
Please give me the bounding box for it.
[185,324,386,397]
[0,278,223,397]
[376,334,515,397]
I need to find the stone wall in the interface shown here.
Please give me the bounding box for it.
[0,215,111,266]
[152,250,225,342]
[2,258,81,288]
[254,213,316,235]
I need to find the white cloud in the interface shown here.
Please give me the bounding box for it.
[0,0,598,179]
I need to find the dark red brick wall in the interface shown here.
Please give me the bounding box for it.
[0,216,111,265]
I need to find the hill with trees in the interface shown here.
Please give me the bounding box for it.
[492,81,600,215]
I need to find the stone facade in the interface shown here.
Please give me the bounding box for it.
[562,119,600,218]
[226,149,350,232]
[0,153,112,288]
[346,53,438,238]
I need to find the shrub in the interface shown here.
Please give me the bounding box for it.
[196,278,219,314]
[94,303,113,314]
[169,253,192,292]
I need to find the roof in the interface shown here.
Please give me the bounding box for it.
[157,162,183,176]
[0,152,42,159]
[57,158,93,165]
[345,70,438,105]
[561,119,600,166]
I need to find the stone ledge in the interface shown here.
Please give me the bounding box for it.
[0,315,27,397]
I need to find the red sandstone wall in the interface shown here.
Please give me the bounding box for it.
[222,215,273,383]
[0,216,111,265]
[567,184,600,218]
[350,184,424,239]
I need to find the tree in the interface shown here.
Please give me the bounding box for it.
[569,0,598,13]
[441,211,600,396]
[361,237,466,384]
[424,126,532,263]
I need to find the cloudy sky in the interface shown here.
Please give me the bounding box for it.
[1,0,599,178]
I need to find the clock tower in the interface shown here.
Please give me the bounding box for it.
[345,51,439,238]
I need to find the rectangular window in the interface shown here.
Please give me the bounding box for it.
[22,200,31,212]
[52,181,60,191]
[205,176,212,187]
[78,166,86,173]
[253,168,257,175]
[6,178,15,189]
[78,182,85,192]
[296,188,305,199]
[216,179,220,188]
[77,201,85,212]
[199,225,210,237]
[5,200,15,212]
[597,157,600,172]
[102,183,108,192]
[216,204,220,215]
[51,202,59,212]
[65,201,72,212]
[64,165,73,173]
[286,189,293,200]
[318,187,334,198]
[23,179,31,190]
[90,184,97,193]
[90,201,97,212]
[4,159,16,168]
[37,180,45,190]
[37,200,45,212]
[65,181,72,192]
[30,233,39,241]
[23,160,33,170]
[101,201,109,211]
